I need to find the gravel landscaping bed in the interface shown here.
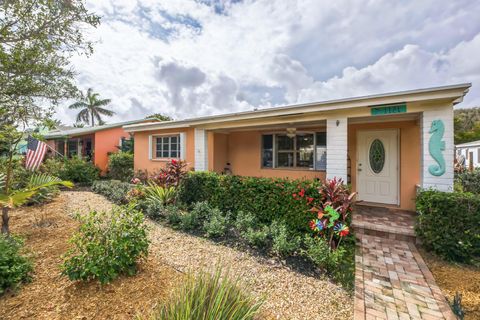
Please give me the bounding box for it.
[3,191,353,319]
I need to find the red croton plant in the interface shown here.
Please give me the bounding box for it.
[152,159,188,187]
[302,177,356,250]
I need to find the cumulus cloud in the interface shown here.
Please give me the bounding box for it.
[53,0,480,125]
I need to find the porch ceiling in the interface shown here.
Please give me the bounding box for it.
[210,119,327,133]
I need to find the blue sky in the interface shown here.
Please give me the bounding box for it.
[56,0,480,124]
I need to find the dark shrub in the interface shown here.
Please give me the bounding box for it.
[0,235,33,295]
[59,157,100,184]
[456,169,480,194]
[178,172,322,235]
[61,205,149,284]
[91,180,133,204]
[107,152,134,182]
[416,190,480,263]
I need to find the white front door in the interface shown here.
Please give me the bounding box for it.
[357,129,399,205]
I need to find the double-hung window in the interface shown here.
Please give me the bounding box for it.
[154,135,180,159]
[261,132,326,170]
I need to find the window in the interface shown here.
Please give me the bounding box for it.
[67,139,78,157]
[262,132,326,170]
[154,135,180,159]
[56,140,65,156]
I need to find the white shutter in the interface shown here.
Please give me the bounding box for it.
[180,132,186,160]
[148,135,153,160]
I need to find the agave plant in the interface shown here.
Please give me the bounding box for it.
[144,181,176,206]
[0,174,74,234]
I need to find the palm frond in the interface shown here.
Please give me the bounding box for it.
[76,109,89,123]
[92,99,111,108]
[144,181,176,206]
[0,191,36,208]
[68,101,88,110]
[95,106,115,116]
[27,174,74,190]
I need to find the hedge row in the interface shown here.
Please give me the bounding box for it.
[177,171,323,234]
[416,190,480,263]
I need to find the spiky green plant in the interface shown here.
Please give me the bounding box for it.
[146,268,264,320]
[144,181,176,206]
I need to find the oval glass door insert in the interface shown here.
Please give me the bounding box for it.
[369,139,385,174]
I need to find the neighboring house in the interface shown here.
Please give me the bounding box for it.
[456,140,480,169]
[124,84,470,211]
[44,120,152,173]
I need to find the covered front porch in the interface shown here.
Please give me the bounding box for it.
[194,102,453,211]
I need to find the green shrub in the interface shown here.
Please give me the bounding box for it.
[242,226,270,248]
[0,157,32,190]
[302,235,354,290]
[147,268,263,320]
[270,221,301,256]
[107,152,134,182]
[416,190,480,263]
[203,209,229,238]
[91,180,133,204]
[61,205,149,284]
[164,205,182,226]
[60,157,100,184]
[179,211,200,231]
[456,169,480,194]
[0,235,33,295]
[234,211,258,233]
[178,172,322,235]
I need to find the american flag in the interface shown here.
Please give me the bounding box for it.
[25,136,48,171]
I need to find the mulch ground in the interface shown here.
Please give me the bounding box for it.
[0,192,182,320]
[420,248,480,320]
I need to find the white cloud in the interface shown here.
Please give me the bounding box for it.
[54,0,480,125]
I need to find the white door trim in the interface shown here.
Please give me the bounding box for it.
[356,129,400,205]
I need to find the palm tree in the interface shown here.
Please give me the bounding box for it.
[68,88,114,126]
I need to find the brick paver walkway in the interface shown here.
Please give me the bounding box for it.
[354,234,456,320]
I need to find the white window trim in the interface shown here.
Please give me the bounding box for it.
[261,131,327,171]
[150,133,182,161]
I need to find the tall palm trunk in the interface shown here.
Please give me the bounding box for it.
[91,110,95,126]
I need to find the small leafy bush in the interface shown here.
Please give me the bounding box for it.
[164,205,182,226]
[242,226,270,248]
[416,190,480,263]
[0,235,33,295]
[456,169,480,194]
[60,157,100,184]
[203,208,229,238]
[91,180,133,204]
[61,205,149,284]
[107,152,134,182]
[234,211,257,233]
[147,268,263,320]
[179,211,200,231]
[270,220,301,256]
[302,235,354,290]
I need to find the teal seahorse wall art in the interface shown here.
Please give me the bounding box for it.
[428,119,446,176]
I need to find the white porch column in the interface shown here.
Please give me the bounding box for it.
[421,105,454,191]
[326,116,348,182]
[194,128,208,171]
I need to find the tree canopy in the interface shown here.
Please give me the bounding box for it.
[454,107,480,144]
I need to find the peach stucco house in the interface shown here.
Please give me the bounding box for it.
[124,84,471,211]
[44,120,147,173]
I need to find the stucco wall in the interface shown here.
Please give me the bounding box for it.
[208,132,229,173]
[348,120,421,211]
[227,130,326,180]
[133,127,195,175]
[94,127,130,173]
